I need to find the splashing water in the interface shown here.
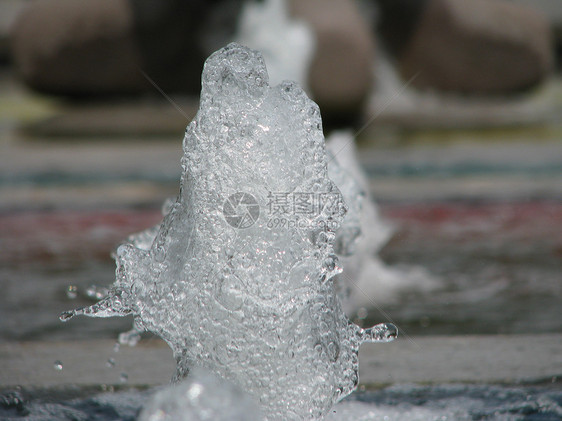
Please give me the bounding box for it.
[66,285,78,299]
[236,0,314,88]
[61,43,396,419]
[139,368,263,421]
[325,131,439,315]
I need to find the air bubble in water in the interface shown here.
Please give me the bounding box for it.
[59,310,75,322]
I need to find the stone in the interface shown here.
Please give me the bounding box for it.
[130,0,243,94]
[10,0,146,96]
[398,0,554,93]
[0,0,28,63]
[10,0,244,96]
[376,0,430,58]
[289,0,376,126]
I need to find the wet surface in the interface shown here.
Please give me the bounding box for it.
[1,382,561,421]
[375,201,562,336]
[1,200,561,342]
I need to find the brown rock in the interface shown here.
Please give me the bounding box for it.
[289,0,375,125]
[0,0,29,63]
[399,0,554,93]
[10,0,245,97]
[10,0,145,96]
[376,0,429,57]
[130,0,244,95]
[510,0,562,52]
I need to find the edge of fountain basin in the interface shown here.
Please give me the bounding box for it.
[1,333,561,388]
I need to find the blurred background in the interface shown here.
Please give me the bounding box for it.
[0,0,561,344]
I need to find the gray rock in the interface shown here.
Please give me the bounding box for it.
[10,0,146,96]
[399,0,554,93]
[289,0,375,125]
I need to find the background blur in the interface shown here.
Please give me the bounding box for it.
[1,0,561,344]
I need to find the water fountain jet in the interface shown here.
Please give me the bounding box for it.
[61,43,396,420]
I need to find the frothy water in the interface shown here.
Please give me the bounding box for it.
[139,368,263,421]
[2,383,560,421]
[325,131,439,314]
[236,0,314,88]
[327,383,562,421]
[61,43,396,419]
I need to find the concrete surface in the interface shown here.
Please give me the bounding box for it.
[359,334,562,385]
[1,334,561,387]
[2,134,562,210]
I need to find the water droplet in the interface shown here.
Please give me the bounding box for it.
[187,383,204,401]
[59,311,75,322]
[361,323,398,343]
[106,358,116,368]
[86,285,106,300]
[53,361,63,371]
[100,384,115,392]
[118,328,141,347]
[120,372,128,383]
[66,285,78,299]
